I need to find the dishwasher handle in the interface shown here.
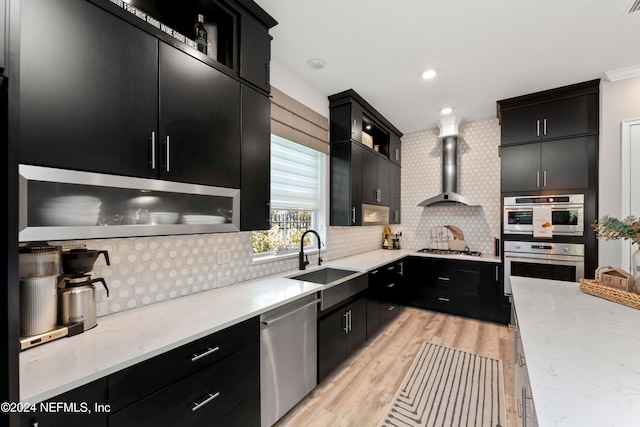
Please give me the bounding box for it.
[261,299,321,326]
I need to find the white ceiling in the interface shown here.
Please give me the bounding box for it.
[254,0,640,134]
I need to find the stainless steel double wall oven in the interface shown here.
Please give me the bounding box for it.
[502,194,588,294]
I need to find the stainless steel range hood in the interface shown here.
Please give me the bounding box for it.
[418,117,479,207]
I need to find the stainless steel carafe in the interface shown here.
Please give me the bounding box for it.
[58,276,109,331]
[19,242,62,337]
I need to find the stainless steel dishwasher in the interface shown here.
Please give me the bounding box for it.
[260,292,320,427]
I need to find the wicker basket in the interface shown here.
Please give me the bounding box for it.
[579,266,640,310]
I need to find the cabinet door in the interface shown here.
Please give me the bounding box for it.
[389,133,401,164]
[240,86,270,230]
[362,149,379,205]
[541,137,590,190]
[239,15,270,92]
[389,164,401,224]
[366,293,380,340]
[541,95,596,140]
[19,0,158,178]
[350,102,364,144]
[377,157,390,206]
[500,143,541,193]
[21,378,108,427]
[159,42,240,187]
[479,263,503,323]
[500,105,541,145]
[330,142,362,226]
[318,308,347,381]
[345,296,367,355]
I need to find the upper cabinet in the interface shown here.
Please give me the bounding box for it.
[15,0,276,237]
[329,90,403,226]
[498,81,599,146]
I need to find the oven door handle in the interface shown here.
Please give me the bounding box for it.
[504,254,583,264]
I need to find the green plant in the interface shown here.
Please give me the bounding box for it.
[592,215,640,246]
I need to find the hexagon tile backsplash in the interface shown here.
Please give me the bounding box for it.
[58,225,390,316]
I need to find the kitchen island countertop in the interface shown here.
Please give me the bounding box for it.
[511,276,640,427]
[20,247,500,403]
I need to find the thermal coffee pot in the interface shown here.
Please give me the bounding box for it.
[58,276,109,331]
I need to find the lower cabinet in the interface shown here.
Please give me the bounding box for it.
[513,307,538,427]
[318,294,367,382]
[22,317,260,427]
[20,378,108,427]
[367,260,405,339]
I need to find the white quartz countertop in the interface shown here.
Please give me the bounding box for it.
[511,277,640,427]
[20,247,499,403]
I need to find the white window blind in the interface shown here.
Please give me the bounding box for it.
[270,135,321,210]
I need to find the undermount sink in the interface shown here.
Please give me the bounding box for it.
[288,267,360,285]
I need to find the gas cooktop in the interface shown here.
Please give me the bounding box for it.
[417,248,482,257]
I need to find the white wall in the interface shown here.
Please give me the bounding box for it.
[598,76,640,267]
[270,59,329,117]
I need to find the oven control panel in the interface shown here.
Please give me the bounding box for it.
[504,241,584,256]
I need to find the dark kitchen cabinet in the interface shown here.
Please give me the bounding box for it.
[240,85,271,230]
[330,141,363,226]
[18,0,159,179]
[389,133,401,165]
[389,163,401,224]
[318,295,367,381]
[240,15,271,92]
[20,378,108,427]
[479,262,510,324]
[158,42,240,187]
[368,260,405,339]
[108,317,259,426]
[500,93,598,145]
[501,136,593,193]
[362,151,390,206]
[330,98,364,144]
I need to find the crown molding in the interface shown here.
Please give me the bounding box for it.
[603,64,640,82]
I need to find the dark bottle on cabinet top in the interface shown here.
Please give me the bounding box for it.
[195,14,208,54]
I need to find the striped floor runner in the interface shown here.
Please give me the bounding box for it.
[379,342,506,427]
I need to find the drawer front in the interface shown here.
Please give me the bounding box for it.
[412,287,479,318]
[109,341,260,427]
[109,317,258,412]
[379,301,402,327]
[424,268,480,293]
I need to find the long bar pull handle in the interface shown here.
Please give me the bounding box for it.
[536,170,540,188]
[343,311,349,333]
[386,283,395,288]
[348,310,352,332]
[165,135,171,172]
[376,189,382,203]
[495,265,499,282]
[388,305,395,311]
[437,276,450,281]
[543,170,547,187]
[522,387,528,426]
[543,118,547,136]
[149,131,156,170]
[352,120,356,136]
[352,206,356,224]
[191,346,220,362]
[192,391,220,412]
[536,119,540,137]
[398,262,404,276]
[438,297,450,302]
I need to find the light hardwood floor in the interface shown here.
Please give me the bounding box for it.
[276,307,516,427]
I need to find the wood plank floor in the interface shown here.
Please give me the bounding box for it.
[275,307,516,427]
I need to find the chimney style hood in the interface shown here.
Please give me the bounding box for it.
[418,117,479,207]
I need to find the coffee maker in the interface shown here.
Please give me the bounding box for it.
[18,242,69,350]
[58,248,110,331]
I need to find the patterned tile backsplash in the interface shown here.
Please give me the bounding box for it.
[55,117,499,317]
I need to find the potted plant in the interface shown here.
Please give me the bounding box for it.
[592,215,640,292]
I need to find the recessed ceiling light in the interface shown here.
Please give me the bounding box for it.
[422,69,437,80]
[307,58,326,70]
[440,107,453,115]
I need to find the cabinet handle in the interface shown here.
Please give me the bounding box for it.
[536,119,540,137]
[398,262,404,276]
[437,276,450,281]
[543,170,547,187]
[352,119,356,136]
[191,346,220,362]
[521,387,528,426]
[265,63,270,87]
[352,206,356,224]
[386,283,395,288]
[376,189,381,203]
[349,310,353,332]
[343,311,350,333]
[192,391,220,412]
[388,305,396,311]
[395,148,400,161]
[536,170,540,188]
[386,266,395,271]
[517,395,523,418]
[543,118,547,136]
[164,135,170,172]
[495,266,499,281]
[394,210,399,223]
[371,269,379,275]
[438,297,450,302]
[149,131,156,170]
[518,352,526,367]
[265,202,271,225]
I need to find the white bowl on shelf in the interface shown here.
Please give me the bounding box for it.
[149,212,179,225]
[182,215,226,225]
[41,213,100,226]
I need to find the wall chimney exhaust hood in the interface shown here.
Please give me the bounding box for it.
[418,117,480,207]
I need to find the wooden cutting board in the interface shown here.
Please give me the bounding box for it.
[427,226,453,249]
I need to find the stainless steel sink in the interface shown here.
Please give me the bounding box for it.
[288,267,367,311]
[288,267,360,285]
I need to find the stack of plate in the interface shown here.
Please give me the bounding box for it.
[40,196,102,226]
[182,215,226,225]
